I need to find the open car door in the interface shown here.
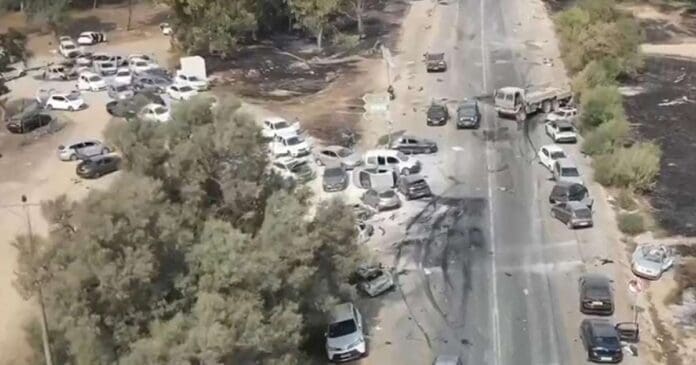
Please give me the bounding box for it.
[615,322,639,343]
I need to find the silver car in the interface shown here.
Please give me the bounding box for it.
[107,83,134,100]
[326,303,367,362]
[57,139,110,161]
[631,244,675,280]
[551,201,593,229]
[314,145,362,169]
[356,264,394,297]
[323,166,349,192]
[361,189,401,211]
[553,158,584,186]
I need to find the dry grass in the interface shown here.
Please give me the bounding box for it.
[648,293,684,365]
[665,257,696,305]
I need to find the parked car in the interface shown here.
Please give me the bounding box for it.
[397,174,432,200]
[425,52,447,72]
[631,244,675,280]
[552,158,583,185]
[325,303,367,362]
[95,61,117,76]
[0,65,25,81]
[41,91,86,111]
[322,166,349,192]
[129,58,156,74]
[546,106,578,122]
[538,144,567,171]
[77,31,106,45]
[91,52,111,65]
[579,319,623,363]
[353,167,397,190]
[314,145,362,169]
[114,68,133,85]
[579,273,614,315]
[107,83,134,100]
[434,355,464,365]
[57,139,110,161]
[75,52,93,66]
[270,134,311,158]
[426,101,449,126]
[106,92,164,118]
[133,74,172,93]
[41,64,73,80]
[456,99,481,129]
[389,135,438,154]
[271,157,316,183]
[77,71,107,91]
[549,181,593,208]
[139,103,170,123]
[175,71,209,91]
[261,116,301,139]
[355,264,394,297]
[551,201,593,229]
[5,111,53,134]
[166,84,198,100]
[76,155,121,179]
[58,39,79,58]
[364,149,421,175]
[545,120,577,143]
[361,189,401,211]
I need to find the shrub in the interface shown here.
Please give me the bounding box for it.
[617,212,645,235]
[332,33,360,52]
[616,189,637,211]
[580,85,625,130]
[581,117,629,155]
[593,142,661,191]
[572,58,621,94]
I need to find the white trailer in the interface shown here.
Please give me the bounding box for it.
[494,86,572,121]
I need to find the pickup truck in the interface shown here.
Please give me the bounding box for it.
[494,86,572,121]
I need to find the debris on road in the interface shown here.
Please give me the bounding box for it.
[658,96,691,106]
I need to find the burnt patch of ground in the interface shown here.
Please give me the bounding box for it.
[640,18,692,43]
[542,0,576,13]
[623,56,696,236]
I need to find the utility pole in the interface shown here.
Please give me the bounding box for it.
[21,195,53,365]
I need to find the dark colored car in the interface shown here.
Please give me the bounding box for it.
[551,201,593,229]
[133,74,172,93]
[426,102,449,126]
[389,135,438,154]
[456,99,481,129]
[580,319,623,363]
[425,52,447,72]
[76,155,121,179]
[549,181,593,208]
[579,274,614,315]
[106,91,165,118]
[323,166,349,192]
[5,112,53,134]
[397,174,432,200]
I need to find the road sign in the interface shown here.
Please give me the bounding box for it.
[628,279,644,295]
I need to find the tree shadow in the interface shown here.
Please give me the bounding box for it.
[62,15,117,38]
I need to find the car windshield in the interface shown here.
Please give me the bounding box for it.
[188,76,201,81]
[274,121,290,129]
[595,335,620,348]
[179,86,194,92]
[396,152,409,161]
[574,208,592,219]
[115,84,129,92]
[154,106,167,114]
[286,136,303,145]
[102,63,114,68]
[642,247,665,262]
[561,167,579,177]
[426,53,444,60]
[459,105,475,114]
[328,319,356,338]
[379,190,396,198]
[136,61,148,67]
[63,44,75,49]
[337,148,352,157]
[559,126,574,132]
[551,151,566,159]
[324,168,344,177]
[117,70,130,76]
[88,76,101,82]
[290,161,310,173]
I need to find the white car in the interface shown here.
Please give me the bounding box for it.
[92,52,111,64]
[57,139,109,161]
[43,91,86,111]
[95,61,118,76]
[325,303,366,362]
[128,54,154,63]
[75,52,93,66]
[77,31,106,45]
[545,120,578,143]
[77,72,107,91]
[139,103,170,123]
[175,72,209,91]
[58,39,80,58]
[632,244,675,280]
[270,134,312,158]
[363,149,421,175]
[129,58,156,74]
[114,68,133,85]
[261,117,301,139]
[538,144,567,170]
[271,156,316,182]
[166,84,198,100]
[546,106,578,122]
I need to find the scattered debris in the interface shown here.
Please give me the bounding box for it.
[658,96,691,106]
[674,72,686,84]
[504,272,512,277]
[523,288,529,296]
[542,57,553,66]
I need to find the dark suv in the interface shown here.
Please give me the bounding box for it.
[427,102,449,126]
[549,181,593,208]
[579,274,614,315]
[456,99,481,129]
[6,110,53,134]
[76,155,121,179]
[397,174,432,200]
[580,319,623,363]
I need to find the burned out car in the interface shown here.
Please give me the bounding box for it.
[4,101,54,134]
[425,52,447,72]
[355,263,394,297]
[426,101,449,126]
[397,174,432,200]
[323,166,349,192]
[631,244,675,280]
[389,135,438,154]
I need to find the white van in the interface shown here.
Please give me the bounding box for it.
[363,149,421,175]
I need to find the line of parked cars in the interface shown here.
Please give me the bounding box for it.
[425,98,481,129]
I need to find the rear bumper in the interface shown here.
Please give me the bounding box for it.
[571,219,593,228]
[588,352,623,363]
[581,302,614,315]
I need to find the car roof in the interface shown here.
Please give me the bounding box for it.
[323,145,348,152]
[567,201,589,210]
[586,319,617,336]
[401,174,425,183]
[399,135,421,140]
[557,120,573,127]
[459,99,477,107]
[275,156,298,165]
[265,116,288,124]
[581,273,610,286]
[555,158,577,168]
[329,303,354,323]
[67,138,100,145]
[542,144,564,153]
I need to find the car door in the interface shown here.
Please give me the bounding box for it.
[553,203,567,222]
[546,121,555,136]
[321,150,337,164]
[539,147,550,168]
[386,156,399,169]
[406,139,419,153]
[80,141,97,156]
[51,96,66,108]
[353,306,363,332]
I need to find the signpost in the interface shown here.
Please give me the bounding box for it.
[628,278,646,323]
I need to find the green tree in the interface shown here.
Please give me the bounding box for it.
[289,0,340,49]
[22,0,72,36]
[0,28,29,70]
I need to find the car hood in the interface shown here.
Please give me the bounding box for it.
[327,331,362,350]
[559,176,584,186]
[324,174,347,185]
[632,256,663,273]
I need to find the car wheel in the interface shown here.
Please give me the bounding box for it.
[69,154,77,161]
[46,104,53,110]
[401,168,410,175]
[102,147,110,154]
[69,105,75,111]
[567,220,573,229]
[542,100,552,113]
[315,158,324,166]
